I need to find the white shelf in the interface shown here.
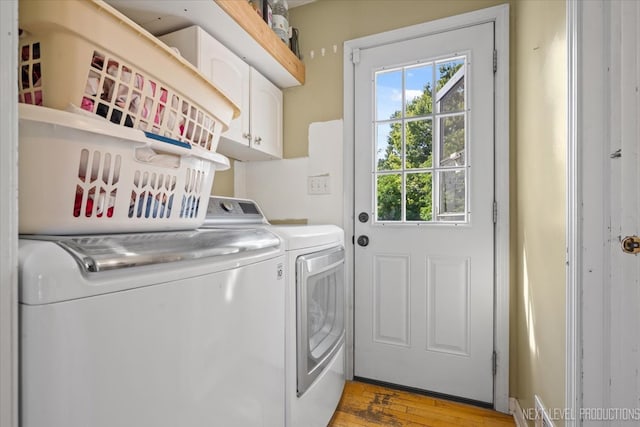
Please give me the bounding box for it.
[106,0,303,88]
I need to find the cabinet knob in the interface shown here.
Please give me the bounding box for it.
[254,136,262,145]
[242,132,251,140]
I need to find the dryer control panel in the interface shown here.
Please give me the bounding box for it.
[203,196,268,226]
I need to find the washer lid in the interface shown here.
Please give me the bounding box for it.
[270,225,344,251]
[25,228,280,273]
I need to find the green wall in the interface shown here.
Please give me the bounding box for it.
[514,0,566,424]
[285,0,513,158]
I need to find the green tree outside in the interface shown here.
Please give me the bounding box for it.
[376,61,465,222]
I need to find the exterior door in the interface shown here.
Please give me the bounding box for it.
[353,22,495,404]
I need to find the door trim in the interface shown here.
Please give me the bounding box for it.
[565,1,580,426]
[0,1,19,427]
[343,4,510,412]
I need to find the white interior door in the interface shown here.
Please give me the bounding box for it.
[353,22,495,404]
[607,0,640,417]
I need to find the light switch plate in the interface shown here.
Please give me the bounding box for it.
[307,175,330,195]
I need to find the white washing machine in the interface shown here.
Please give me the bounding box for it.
[19,228,286,427]
[203,197,346,427]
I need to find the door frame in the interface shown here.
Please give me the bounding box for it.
[343,4,510,412]
[0,1,19,427]
[565,1,580,425]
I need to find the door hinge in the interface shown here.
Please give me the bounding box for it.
[352,235,355,245]
[493,201,497,224]
[492,351,497,376]
[493,50,497,73]
[352,48,361,65]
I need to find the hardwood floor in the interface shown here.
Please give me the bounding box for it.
[328,381,515,427]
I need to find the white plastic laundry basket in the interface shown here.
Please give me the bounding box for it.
[18,0,239,153]
[19,104,230,235]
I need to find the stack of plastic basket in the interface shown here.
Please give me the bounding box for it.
[17,0,240,235]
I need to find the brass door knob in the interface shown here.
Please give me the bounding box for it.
[621,236,640,254]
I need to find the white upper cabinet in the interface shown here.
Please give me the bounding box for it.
[160,26,282,161]
[248,68,283,159]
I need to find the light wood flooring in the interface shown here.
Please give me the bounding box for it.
[328,381,515,427]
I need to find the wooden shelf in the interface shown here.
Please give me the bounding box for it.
[106,0,305,88]
[214,0,305,85]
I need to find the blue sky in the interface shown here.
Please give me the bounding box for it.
[375,64,433,121]
[375,64,433,167]
[374,60,464,164]
[375,59,464,120]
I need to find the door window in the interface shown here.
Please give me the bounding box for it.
[296,247,345,397]
[374,56,468,223]
[307,272,343,360]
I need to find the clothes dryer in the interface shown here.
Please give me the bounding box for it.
[203,197,346,427]
[275,225,346,427]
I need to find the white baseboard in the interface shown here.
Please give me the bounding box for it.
[534,395,556,427]
[510,397,529,427]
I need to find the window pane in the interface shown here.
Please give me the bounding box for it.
[438,169,466,222]
[377,122,402,171]
[439,114,465,166]
[439,77,465,113]
[376,69,402,120]
[406,173,432,221]
[436,59,465,113]
[376,174,402,221]
[405,119,433,169]
[405,63,433,117]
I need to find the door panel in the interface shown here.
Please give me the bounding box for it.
[373,254,410,346]
[426,256,470,356]
[354,22,495,403]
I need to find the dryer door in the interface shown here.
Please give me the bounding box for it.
[296,246,345,396]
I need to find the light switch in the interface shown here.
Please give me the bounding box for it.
[307,175,330,195]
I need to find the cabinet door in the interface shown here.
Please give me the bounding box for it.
[159,26,250,147]
[249,68,283,159]
[200,31,250,146]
